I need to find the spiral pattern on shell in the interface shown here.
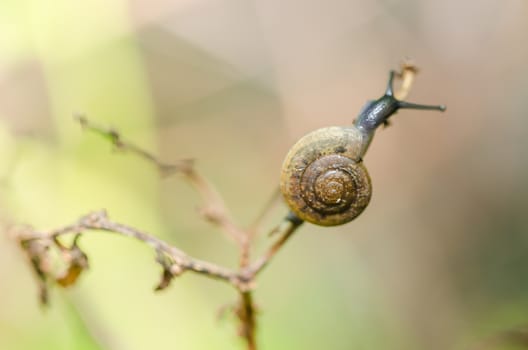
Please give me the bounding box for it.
[280,126,372,226]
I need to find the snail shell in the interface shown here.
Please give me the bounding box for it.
[280,126,372,226]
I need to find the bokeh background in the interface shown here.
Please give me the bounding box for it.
[1,0,528,349]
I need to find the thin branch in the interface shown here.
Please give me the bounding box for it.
[246,212,304,278]
[184,168,246,245]
[75,115,193,175]
[16,210,248,292]
[239,187,281,272]
[236,190,283,350]
[74,115,246,245]
[239,238,251,270]
[233,213,304,350]
[237,292,257,350]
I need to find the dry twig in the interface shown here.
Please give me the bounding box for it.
[16,210,248,295]
[14,63,419,350]
[394,59,419,101]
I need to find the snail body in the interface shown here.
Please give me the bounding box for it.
[280,71,445,226]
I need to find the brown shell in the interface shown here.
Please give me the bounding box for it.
[280,126,372,226]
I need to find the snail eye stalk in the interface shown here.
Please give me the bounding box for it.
[397,100,446,112]
[384,70,396,97]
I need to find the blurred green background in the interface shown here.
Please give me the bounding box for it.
[1,0,528,349]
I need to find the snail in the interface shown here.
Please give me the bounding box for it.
[280,70,446,226]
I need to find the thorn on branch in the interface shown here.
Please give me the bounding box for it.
[154,250,184,291]
[78,209,108,228]
[198,205,227,225]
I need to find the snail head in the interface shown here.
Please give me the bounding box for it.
[354,70,446,133]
